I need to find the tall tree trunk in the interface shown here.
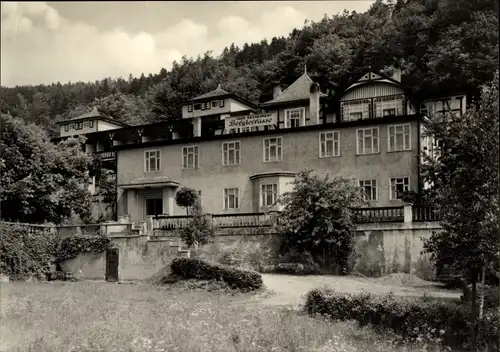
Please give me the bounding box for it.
[470,266,478,352]
[479,262,485,319]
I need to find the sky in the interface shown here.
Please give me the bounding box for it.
[1,1,375,87]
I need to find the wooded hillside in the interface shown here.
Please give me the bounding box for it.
[1,0,497,136]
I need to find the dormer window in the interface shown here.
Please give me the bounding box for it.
[89,120,94,128]
[194,103,201,111]
[205,102,211,110]
[219,100,225,108]
[212,101,218,108]
[188,105,193,112]
[284,108,305,128]
[64,124,69,132]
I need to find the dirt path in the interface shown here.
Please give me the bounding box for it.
[256,274,461,307]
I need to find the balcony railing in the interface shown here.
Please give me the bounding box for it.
[94,151,116,161]
[351,206,404,223]
[340,94,410,122]
[152,205,441,231]
[412,204,441,222]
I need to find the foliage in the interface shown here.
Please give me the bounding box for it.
[275,170,364,273]
[0,222,58,280]
[421,73,499,281]
[461,284,499,309]
[56,234,111,263]
[175,187,199,215]
[170,258,263,291]
[1,0,498,133]
[304,287,499,351]
[180,201,214,247]
[0,114,92,224]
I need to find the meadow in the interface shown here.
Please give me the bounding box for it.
[0,280,446,352]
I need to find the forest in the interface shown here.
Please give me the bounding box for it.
[0,0,498,137]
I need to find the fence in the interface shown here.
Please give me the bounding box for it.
[153,205,441,231]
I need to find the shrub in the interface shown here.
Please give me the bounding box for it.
[304,287,499,351]
[170,258,263,291]
[0,223,58,280]
[56,234,111,263]
[461,284,499,309]
[175,187,199,215]
[180,202,214,247]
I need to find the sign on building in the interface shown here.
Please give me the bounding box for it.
[224,113,277,130]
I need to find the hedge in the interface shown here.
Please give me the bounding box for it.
[304,288,499,351]
[170,258,263,291]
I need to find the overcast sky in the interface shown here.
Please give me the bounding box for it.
[1,1,375,87]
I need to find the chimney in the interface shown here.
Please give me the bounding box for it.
[273,85,282,99]
[391,66,402,83]
[309,83,321,125]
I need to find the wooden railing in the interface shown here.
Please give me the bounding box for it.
[154,215,194,230]
[412,204,441,222]
[351,206,405,223]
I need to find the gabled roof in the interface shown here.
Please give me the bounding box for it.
[260,72,327,107]
[187,84,259,110]
[343,70,406,94]
[191,84,229,101]
[57,107,130,127]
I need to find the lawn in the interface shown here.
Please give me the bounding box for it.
[0,281,445,352]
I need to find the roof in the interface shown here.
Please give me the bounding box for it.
[261,72,327,107]
[191,84,229,101]
[343,70,407,94]
[56,107,130,127]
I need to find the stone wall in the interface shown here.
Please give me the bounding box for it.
[60,220,442,281]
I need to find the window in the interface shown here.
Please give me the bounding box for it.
[194,103,201,110]
[222,141,240,166]
[263,137,283,162]
[212,101,218,108]
[223,188,239,209]
[388,124,411,151]
[319,131,340,158]
[205,102,211,110]
[144,150,161,172]
[182,146,199,169]
[285,108,305,128]
[89,120,94,128]
[260,184,278,208]
[357,127,379,155]
[64,124,69,132]
[146,198,163,216]
[219,99,225,108]
[359,180,377,201]
[188,105,193,112]
[383,108,396,116]
[350,112,363,120]
[390,177,410,200]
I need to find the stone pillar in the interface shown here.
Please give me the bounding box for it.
[126,189,138,223]
[192,117,202,137]
[403,204,413,223]
[116,188,127,219]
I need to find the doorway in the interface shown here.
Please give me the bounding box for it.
[105,248,119,282]
[146,197,163,216]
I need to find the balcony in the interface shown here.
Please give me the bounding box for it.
[340,94,411,122]
[94,151,116,161]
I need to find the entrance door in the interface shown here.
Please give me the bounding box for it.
[146,198,163,216]
[105,248,119,282]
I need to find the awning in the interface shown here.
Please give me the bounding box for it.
[118,176,180,189]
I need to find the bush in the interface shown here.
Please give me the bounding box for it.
[461,284,499,309]
[170,258,263,291]
[304,287,499,351]
[180,202,214,248]
[0,223,58,280]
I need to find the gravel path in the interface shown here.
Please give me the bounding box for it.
[257,274,461,307]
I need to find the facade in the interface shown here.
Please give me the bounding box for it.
[114,69,443,224]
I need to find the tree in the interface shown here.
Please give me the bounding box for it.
[180,200,214,248]
[275,170,365,273]
[422,72,499,350]
[175,187,199,215]
[0,113,92,224]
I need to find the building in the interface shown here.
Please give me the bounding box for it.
[113,68,467,224]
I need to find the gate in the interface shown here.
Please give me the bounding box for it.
[105,248,119,282]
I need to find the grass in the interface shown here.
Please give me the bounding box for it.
[0,281,446,352]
